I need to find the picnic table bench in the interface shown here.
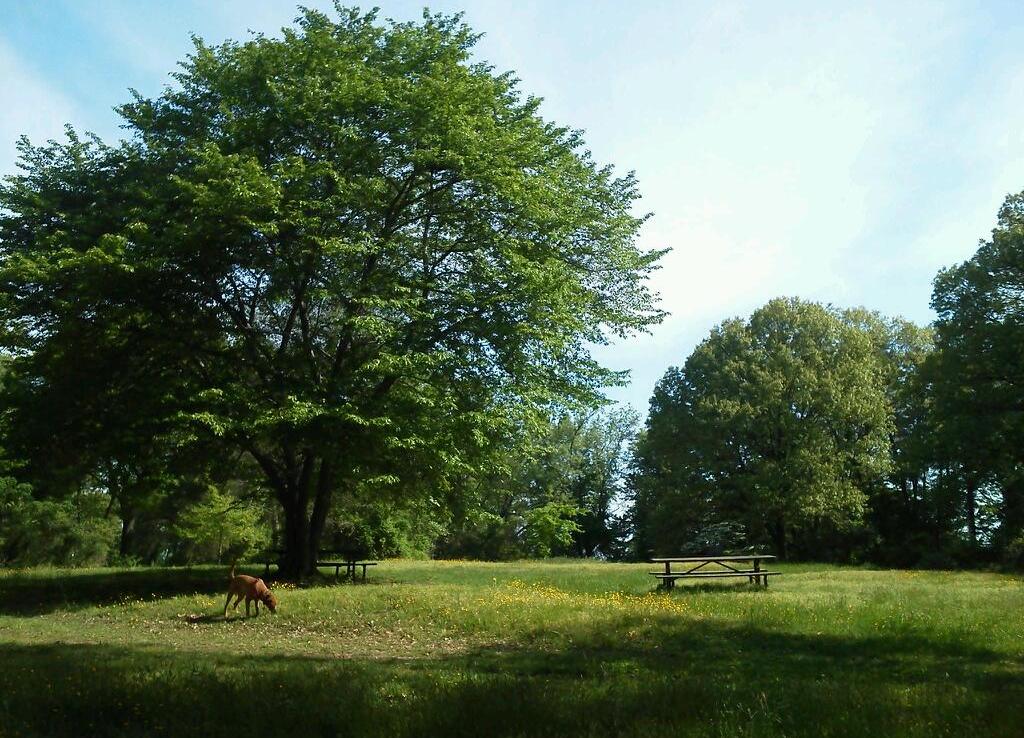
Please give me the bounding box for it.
[651,555,779,589]
[262,550,378,581]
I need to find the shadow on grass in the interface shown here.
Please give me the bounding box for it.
[0,567,230,616]
[184,613,230,624]
[0,618,1021,738]
[665,580,776,594]
[0,565,369,616]
[183,611,282,624]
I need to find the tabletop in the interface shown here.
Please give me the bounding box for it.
[650,555,776,562]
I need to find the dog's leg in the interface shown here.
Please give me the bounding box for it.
[223,592,232,617]
[232,595,242,611]
[245,597,251,617]
[254,599,260,617]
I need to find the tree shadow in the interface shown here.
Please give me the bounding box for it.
[0,616,1020,738]
[0,565,388,616]
[0,567,230,615]
[662,580,776,594]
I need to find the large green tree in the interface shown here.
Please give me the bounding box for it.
[632,298,892,559]
[0,7,663,576]
[930,191,1024,553]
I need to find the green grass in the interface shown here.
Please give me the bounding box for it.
[0,560,1022,737]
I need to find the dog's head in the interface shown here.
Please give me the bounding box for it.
[262,590,278,613]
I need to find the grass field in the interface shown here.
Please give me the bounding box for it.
[0,560,1022,738]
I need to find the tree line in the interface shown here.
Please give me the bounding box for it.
[634,195,1024,567]
[1,6,1022,571]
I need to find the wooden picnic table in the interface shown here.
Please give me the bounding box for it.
[650,554,778,589]
[262,550,378,581]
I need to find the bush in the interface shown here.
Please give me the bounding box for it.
[523,502,582,558]
[1003,535,1024,570]
[0,480,119,566]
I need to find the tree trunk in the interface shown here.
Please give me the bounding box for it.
[272,456,335,580]
[966,476,978,547]
[773,515,788,560]
[278,498,311,579]
[307,459,334,568]
[119,504,137,559]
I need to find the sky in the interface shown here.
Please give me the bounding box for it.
[3,1,1024,412]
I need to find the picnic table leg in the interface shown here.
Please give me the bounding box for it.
[334,565,340,580]
[361,564,367,581]
[754,559,762,587]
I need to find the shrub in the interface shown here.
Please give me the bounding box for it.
[0,480,119,566]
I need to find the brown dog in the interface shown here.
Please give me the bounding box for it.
[224,564,278,618]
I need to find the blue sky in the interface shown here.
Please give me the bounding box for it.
[3,1,1023,412]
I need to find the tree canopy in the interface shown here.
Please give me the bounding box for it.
[4,5,1024,573]
[929,191,1024,553]
[632,298,894,559]
[0,6,664,576]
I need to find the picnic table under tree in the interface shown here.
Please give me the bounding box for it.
[263,551,378,581]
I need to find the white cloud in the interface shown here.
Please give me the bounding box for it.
[0,40,80,177]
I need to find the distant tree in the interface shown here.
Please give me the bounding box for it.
[173,485,271,564]
[930,191,1024,556]
[0,7,663,576]
[563,408,639,557]
[841,310,945,562]
[437,407,637,560]
[632,298,893,559]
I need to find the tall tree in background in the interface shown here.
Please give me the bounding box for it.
[632,298,892,559]
[930,192,1024,555]
[841,310,943,562]
[0,7,663,577]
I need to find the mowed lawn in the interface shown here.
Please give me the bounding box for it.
[0,561,1021,738]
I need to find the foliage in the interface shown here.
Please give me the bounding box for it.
[320,488,448,559]
[439,407,637,559]
[676,519,749,556]
[173,486,271,564]
[929,191,1024,552]
[0,481,118,566]
[522,501,582,557]
[633,298,894,559]
[0,6,663,577]
[839,309,951,565]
